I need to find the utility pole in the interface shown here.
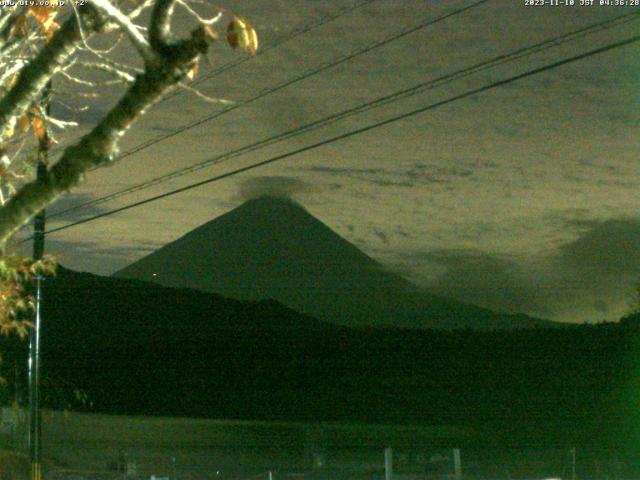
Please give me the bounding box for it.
[28,81,51,480]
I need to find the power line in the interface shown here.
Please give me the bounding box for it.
[53,0,494,217]
[36,0,488,228]
[44,0,380,160]
[48,11,639,220]
[113,0,490,162]
[159,0,381,104]
[34,34,639,239]
[21,0,486,234]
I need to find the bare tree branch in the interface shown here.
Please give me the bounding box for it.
[75,61,137,82]
[0,0,259,336]
[176,1,222,26]
[149,0,177,54]
[0,14,213,244]
[127,0,156,21]
[90,0,156,63]
[0,6,107,143]
[0,6,26,49]
[178,80,233,104]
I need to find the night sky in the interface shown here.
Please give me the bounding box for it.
[20,1,639,324]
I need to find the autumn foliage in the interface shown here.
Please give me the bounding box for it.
[0,4,60,336]
[0,255,56,337]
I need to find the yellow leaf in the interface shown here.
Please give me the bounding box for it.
[3,123,15,140]
[44,19,60,40]
[227,16,258,55]
[186,61,199,81]
[29,5,55,24]
[30,113,47,145]
[10,13,28,39]
[28,6,59,40]
[17,115,30,134]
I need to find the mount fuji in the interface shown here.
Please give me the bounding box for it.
[114,196,554,330]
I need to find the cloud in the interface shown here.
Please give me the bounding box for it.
[301,162,490,189]
[423,250,553,317]
[42,238,163,276]
[418,217,640,323]
[258,93,311,134]
[372,228,388,244]
[304,166,414,187]
[559,218,640,276]
[45,192,113,223]
[235,175,311,202]
[10,193,115,262]
[13,191,165,275]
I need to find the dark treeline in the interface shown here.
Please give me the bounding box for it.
[1,268,639,451]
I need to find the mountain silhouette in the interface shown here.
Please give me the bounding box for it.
[0,266,624,440]
[114,196,554,330]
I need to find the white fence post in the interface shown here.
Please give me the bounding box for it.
[385,447,393,480]
[453,448,462,480]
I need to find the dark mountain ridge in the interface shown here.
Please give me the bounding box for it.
[0,267,634,450]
